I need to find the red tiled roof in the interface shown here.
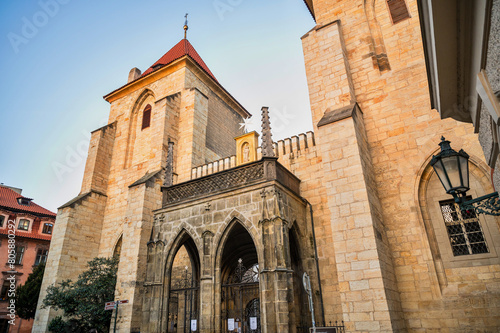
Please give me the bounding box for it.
[141,39,217,81]
[0,228,51,241]
[0,186,56,217]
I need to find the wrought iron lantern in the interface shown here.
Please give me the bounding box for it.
[430,137,470,203]
[431,137,500,216]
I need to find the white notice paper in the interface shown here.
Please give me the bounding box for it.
[228,318,235,330]
[191,319,197,331]
[250,317,257,330]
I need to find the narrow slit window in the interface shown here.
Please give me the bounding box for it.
[142,104,151,130]
[387,0,410,24]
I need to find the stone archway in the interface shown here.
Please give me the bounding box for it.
[164,234,201,333]
[289,227,310,333]
[219,222,261,333]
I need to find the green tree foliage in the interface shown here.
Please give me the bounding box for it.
[16,263,45,319]
[43,257,118,333]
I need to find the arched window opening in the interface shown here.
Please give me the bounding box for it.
[290,228,310,332]
[220,222,260,333]
[418,156,500,286]
[166,237,200,333]
[142,104,151,130]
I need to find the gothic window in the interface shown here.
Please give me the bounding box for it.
[419,159,500,276]
[35,249,49,266]
[439,199,489,256]
[386,0,410,24]
[15,246,25,265]
[42,223,53,234]
[18,219,29,231]
[142,104,151,130]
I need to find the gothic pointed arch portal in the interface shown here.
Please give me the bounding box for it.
[165,234,200,333]
[220,222,261,333]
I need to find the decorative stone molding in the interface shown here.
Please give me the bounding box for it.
[162,157,300,206]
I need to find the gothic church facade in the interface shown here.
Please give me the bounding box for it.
[34,0,500,332]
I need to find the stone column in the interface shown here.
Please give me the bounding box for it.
[314,105,403,331]
[199,277,214,333]
[259,187,294,333]
[199,231,214,332]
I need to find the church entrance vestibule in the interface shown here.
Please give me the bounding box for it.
[220,222,261,333]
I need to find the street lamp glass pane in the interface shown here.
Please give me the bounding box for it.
[459,155,469,189]
[442,155,461,190]
[434,160,451,191]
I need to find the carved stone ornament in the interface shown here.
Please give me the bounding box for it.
[164,141,174,186]
[261,107,275,157]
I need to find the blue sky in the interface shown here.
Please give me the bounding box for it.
[0,1,314,212]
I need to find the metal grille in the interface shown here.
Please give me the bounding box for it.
[439,199,489,256]
[167,268,198,333]
[222,259,260,332]
[297,321,345,333]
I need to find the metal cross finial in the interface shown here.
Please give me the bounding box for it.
[183,13,189,39]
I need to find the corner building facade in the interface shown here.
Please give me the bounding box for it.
[34,1,500,332]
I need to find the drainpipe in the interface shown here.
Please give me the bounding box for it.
[302,197,325,325]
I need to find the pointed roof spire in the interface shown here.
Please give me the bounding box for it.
[184,13,189,39]
[261,107,275,157]
[140,39,217,81]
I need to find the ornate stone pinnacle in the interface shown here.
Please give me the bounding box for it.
[261,107,275,157]
[164,141,174,186]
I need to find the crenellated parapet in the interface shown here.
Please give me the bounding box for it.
[257,131,316,167]
[189,131,317,181]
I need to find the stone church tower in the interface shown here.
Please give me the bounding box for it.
[34,1,500,332]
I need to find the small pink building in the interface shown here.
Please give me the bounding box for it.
[0,185,55,333]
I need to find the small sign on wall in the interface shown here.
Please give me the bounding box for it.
[191,319,197,331]
[228,318,235,331]
[249,317,257,330]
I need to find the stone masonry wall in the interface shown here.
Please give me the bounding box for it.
[206,90,245,160]
[33,192,106,332]
[302,0,500,331]
[113,175,163,333]
[273,130,344,324]
[80,122,116,194]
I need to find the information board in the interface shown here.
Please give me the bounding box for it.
[249,317,257,330]
[228,318,235,330]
